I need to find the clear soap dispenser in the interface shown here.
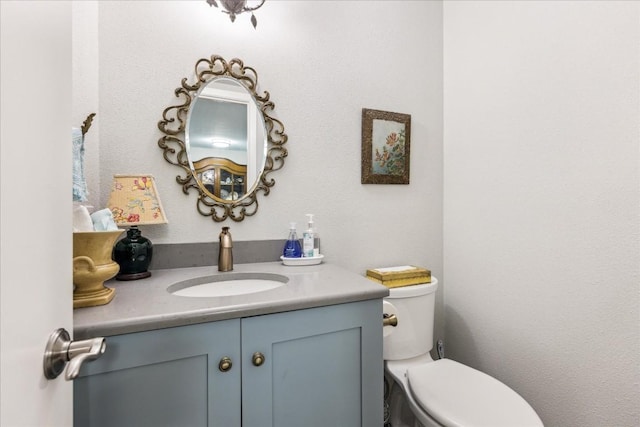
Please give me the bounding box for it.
[312,222,320,257]
[302,214,314,258]
[283,222,302,258]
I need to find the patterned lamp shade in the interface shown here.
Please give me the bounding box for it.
[107,175,167,281]
[107,175,168,226]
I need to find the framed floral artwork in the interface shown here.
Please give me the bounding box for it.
[361,108,411,184]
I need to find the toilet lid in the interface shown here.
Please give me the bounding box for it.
[407,359,543,427]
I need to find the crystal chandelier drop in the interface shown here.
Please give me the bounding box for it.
[206,0,266,29]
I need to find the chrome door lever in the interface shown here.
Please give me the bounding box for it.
[43,328,106,381]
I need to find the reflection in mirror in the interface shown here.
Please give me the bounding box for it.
[186,77,267,201]
[158,55,287,222]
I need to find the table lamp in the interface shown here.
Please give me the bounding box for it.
[107,174,168,280]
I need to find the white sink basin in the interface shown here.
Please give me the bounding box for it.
[167,273,289,297]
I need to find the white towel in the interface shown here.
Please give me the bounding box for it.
[73,204,94,232]
[72,127,88,202]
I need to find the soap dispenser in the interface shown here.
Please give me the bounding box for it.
[311,215,320,256]
[283,223,302,258]
[302,214,320,257]
[303,214,316,258]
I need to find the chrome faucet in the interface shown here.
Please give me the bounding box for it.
[218,226,233,272]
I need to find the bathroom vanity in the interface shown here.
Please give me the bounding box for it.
[73,262,388,427]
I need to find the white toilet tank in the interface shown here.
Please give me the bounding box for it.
[383,278,438,361]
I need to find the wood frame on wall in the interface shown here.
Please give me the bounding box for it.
[361,108,411,184]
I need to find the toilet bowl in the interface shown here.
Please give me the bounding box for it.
[383,279,543,427]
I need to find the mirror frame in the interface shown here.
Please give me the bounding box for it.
[158,55,287,222]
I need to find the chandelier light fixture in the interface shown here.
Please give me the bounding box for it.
[206,0,266,29]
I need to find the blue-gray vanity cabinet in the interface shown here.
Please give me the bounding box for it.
[242,299,383,427]
[74,319,242,427]
[74,299,383,427]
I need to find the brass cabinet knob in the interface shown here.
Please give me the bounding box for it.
[218,356,233,372]
[252,352,265,367]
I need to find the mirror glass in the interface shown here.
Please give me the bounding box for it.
[186,77,267,202]
[158,55,287,222]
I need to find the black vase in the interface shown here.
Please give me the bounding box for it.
[113,226,153,280]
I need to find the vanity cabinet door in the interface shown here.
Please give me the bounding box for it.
[241,299,383,427]
[74,319,241,427]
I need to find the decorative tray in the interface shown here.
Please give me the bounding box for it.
[280,254,324,266]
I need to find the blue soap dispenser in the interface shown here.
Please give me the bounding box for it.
[283,222,302,258]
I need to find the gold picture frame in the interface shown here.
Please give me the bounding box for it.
[361,108,411,184]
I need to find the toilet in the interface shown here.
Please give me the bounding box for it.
[383,278,543,427]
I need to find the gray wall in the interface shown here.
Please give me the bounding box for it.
[443,2,639,426]
[72,1,640,426]
[73,1,445,354]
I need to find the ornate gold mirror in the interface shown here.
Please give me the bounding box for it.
[158,55,287,222]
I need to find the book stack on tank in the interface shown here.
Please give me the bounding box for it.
[365,265,431,288]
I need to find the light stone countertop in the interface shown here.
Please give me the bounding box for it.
[73,261,389,339]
